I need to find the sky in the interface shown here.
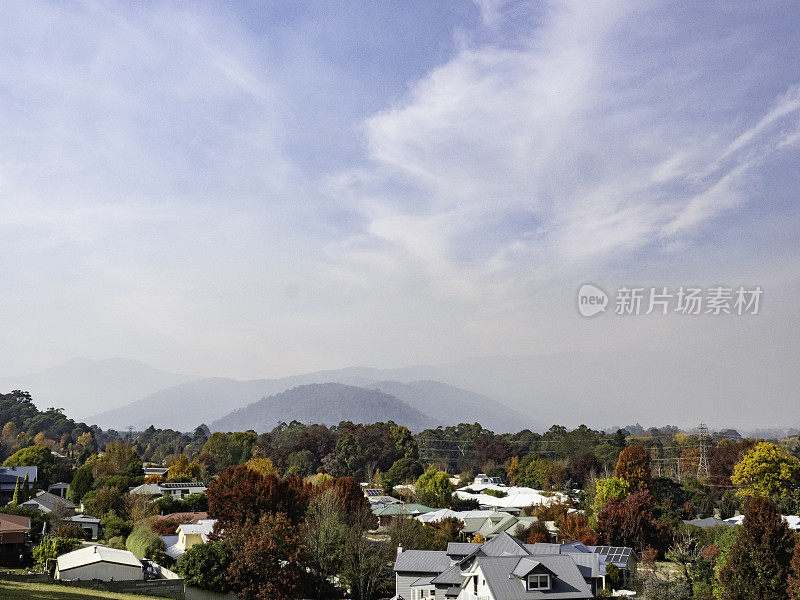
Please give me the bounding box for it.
[0,1,798,427]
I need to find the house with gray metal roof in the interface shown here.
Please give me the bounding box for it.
[394,531,603,600]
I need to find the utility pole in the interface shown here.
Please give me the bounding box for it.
[697,422,710,480]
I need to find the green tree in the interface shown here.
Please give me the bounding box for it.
[590,477,630,526]
[3,445,54,485]
[67,464,94,504]
[11,476,21,505]
[717,495,795,600]
[731,442,800,501]
[415,466,454,508]
[287,450,316,477]
[178,541,231,593]
[303,488,348,599]
[382,457,423,493]
[336,433,366,479]
[391,425,418,460]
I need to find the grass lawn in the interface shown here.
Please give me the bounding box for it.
[0,579,169,600]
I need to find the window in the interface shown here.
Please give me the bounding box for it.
[527,574,550,590]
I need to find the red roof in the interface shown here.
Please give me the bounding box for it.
[0,513,31,532]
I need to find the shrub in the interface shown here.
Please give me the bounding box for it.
[102,516,133,541]
[32,537,81,570]
[178,541,231,593]
[126,526,165,559]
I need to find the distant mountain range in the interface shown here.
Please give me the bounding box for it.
[87,369,536,433]
[211,383,436,433]
[0,357,195,420]
[7,348,781,433]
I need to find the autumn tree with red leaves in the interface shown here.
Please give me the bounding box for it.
[225,512,311,600]
[206,465,311,530]
[614,444,651,491]
[557,512,598,546]
[596,490,672,553]
[788,537,800,600]
[718,495,795,600]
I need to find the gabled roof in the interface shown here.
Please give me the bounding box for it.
[0,513,31,532]
[430,564,465,586]
[446,542,481,558]
[477,531,530,557]
[0,466,38,485]
[374,503,436,516]
[178,519,216,541]
[22,490,75,512]
[682,517,734,529]
[56,546,142,571]
[480,555,593,599]
[394,550,452,573]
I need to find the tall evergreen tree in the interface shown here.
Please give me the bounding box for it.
[718,495,795,600]
[11,476,21,504]
[22,473,30,502]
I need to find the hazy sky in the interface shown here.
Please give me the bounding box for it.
[0,1,798,425]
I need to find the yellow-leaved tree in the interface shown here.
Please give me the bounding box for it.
[731,441,800,501]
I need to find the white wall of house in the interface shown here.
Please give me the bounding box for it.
[55,562,144,581]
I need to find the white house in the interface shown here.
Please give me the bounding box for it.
[164,519,217,561]
[394,533,601,600]
[55,546,144,581]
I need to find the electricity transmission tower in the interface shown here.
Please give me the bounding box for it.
[697,422,710,479]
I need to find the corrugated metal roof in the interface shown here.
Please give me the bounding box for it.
[479,555,593,600]
[394,550,452,573]
[56,546,142,571]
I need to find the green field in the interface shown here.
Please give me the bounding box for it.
[0,580,168,600]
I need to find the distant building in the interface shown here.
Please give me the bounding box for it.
[129,481,207,499]
[0,466,37,505]
[48,482,70,498]
[21,490,75,514]
[65,514,101,540]
[473,473,504,486]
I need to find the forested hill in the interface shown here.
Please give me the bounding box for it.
[210,383,437,433]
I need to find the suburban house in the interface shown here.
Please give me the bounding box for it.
[47,482,70,498]
[143,464,169,478]
[21,490,76,514]
[453,484,570,513]
[65,514,102,540]
[373,503,437,528]
[163,518,217,562]
[473,474,504,486]
[0,513,31,563]
[364,488,401,507]
[0,466,37,504]
[55,546,145,581]
[129,481,207,499]
[394,532,602,600]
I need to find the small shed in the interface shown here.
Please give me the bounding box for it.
[55,545,144,581]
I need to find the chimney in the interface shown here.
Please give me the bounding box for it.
[397,544,403,557]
